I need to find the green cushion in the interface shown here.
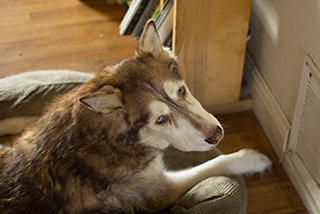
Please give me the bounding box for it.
[0,70,94,120]
[163,146,247,214]
[0,70,247,213]
[0,70,94,135]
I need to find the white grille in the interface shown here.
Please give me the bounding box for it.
[289,56,320,186]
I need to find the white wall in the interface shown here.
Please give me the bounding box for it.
[247,0,320,123]
[247,2,320,212]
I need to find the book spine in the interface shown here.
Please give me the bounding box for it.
[119,0,142,35]
[131,0,160,38]
[154,0,174,29]
[123,0,149,35]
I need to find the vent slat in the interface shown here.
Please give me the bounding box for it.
[295,65,320,185]
[302,101,320,129]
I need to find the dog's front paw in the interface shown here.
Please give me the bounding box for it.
[223,149,272,175]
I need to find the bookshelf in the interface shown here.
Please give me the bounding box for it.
[173,0,252,111]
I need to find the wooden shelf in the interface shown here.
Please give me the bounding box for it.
[173,0,251,109]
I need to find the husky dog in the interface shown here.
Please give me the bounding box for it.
[0,20,271,214]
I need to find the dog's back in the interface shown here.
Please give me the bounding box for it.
[0,80,165,213]
[0,22,182,212]
[0,21,271,214]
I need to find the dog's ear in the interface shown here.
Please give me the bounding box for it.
[135,20,163,58]
[79,86,124,115]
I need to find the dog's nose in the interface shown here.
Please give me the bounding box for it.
[205,126,224,145]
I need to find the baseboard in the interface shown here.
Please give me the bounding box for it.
[211,96,252,115]
[243,53,290,158]
[282,152,320,214]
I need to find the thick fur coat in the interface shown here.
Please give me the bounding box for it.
[0,21,271,214]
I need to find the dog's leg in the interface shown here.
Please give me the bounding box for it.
[162,149,271,205]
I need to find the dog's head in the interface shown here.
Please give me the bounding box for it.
[78,20,224,152]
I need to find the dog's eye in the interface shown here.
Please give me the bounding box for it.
[155,115,168,125]
[178,86,186,97]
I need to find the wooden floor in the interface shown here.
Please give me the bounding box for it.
[218,112,307,214]
[0,0,136,78]
[0,0,308,213]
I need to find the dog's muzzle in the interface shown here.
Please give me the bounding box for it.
[205,126,224,145]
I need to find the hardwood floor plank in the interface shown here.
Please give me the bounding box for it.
[0,0,78,16]
[0,14,31,28]
[0,22,136,65]
[247,181,308,214]
[30,4,124,26]
[0,0,136,77]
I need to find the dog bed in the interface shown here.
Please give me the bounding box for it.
[0,70,247,214]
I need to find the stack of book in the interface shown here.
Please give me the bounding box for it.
[119,0,174,47]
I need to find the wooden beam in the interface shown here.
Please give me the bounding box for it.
[173,0,251,109]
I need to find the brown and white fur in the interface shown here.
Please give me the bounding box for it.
[0,20,271,214]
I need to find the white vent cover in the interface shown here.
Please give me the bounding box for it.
[288,55,320,186]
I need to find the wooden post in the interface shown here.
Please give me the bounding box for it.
[173,0,252,110]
